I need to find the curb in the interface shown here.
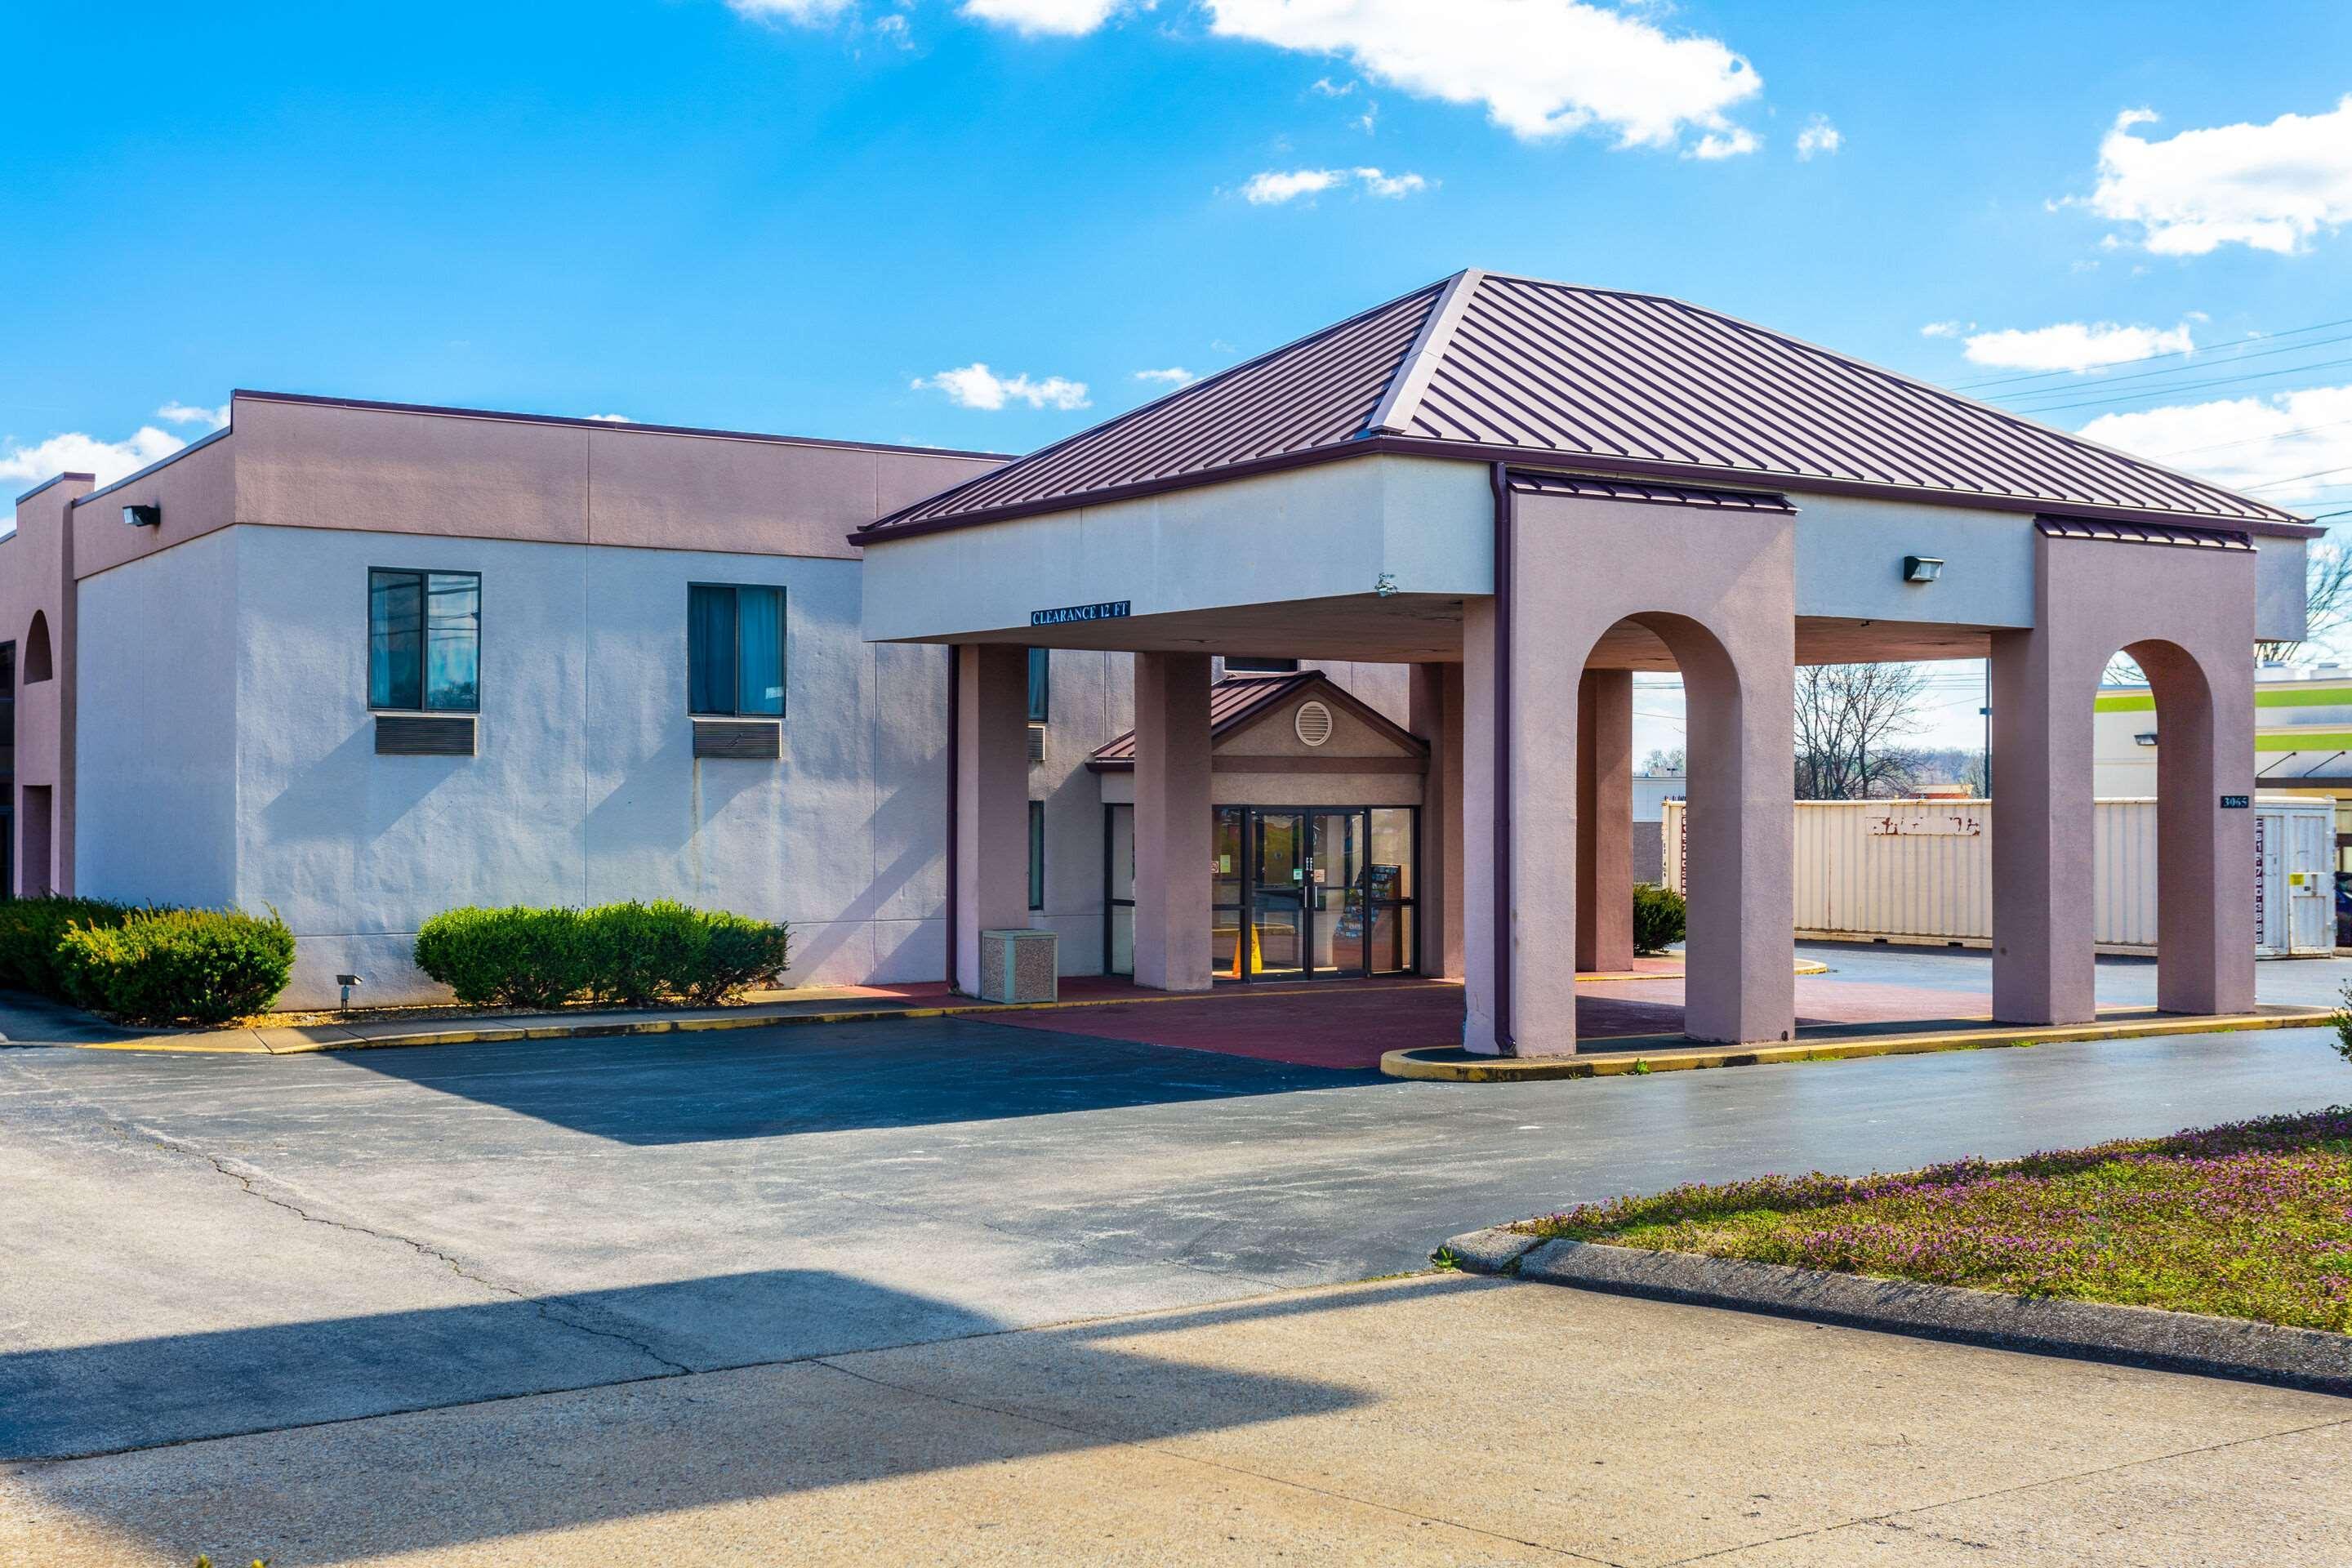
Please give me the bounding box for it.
[67,978,1453,1057]
[1438,1229,2352,1399]
[1380,1007,2332,1082]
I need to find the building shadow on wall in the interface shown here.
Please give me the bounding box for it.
[10,1269,1436,1561]
[330,1013,1389,1145]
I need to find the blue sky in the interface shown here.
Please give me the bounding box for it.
[7,1,2350,746]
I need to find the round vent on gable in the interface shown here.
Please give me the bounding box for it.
[1294,700,1334,747]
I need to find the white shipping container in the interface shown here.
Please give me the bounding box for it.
[1660,795,2334,957]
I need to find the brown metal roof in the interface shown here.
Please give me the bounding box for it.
[861,269,2306,539]
[1088,670,1426,768]
[2035,515,2255,551]
[1506,472,1795,513]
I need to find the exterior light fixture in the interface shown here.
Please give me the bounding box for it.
[2134,732,2158,747]
[336,972,363,1010]
[122,503,161,528]
[1902,555,1944,583]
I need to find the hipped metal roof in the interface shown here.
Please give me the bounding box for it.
[858,269,2306,540]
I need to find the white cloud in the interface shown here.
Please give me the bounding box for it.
[1310,76,1354,96]
[0,426,186,491]
[2078,97,2352,256]
[959,0,1122,36]
[1795,114,1841,159]
[1241,165,1432,203]
[586,413,635,423]
[1961,320,2196,374]
[2078,382,2352,506]
[1685,127,1757,160]
[155,401,229,430]
[1205,0,1761,151]
[1244,168,1345,203]
[726,0,856,20]
[913,363,1091,411]
[1134,368,1200,387]
[1919,320,1971,339]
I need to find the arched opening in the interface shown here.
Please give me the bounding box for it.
[1579,612,1761,1044]
[22,612,52,685]
[2111,636,2245,1015]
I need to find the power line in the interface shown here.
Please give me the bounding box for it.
[2149,415,2352,461]
[1996,329,2352,408]
[2241,463,2352,492]
[1997,354,2352,416]
[1943,315,2352,393]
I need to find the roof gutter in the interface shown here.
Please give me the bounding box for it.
[849,434,2319,547]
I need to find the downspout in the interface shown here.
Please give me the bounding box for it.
[944,644,960,991]
[1489,461,1517,1056]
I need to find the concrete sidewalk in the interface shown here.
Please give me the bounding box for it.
[9,1274,2349,1566]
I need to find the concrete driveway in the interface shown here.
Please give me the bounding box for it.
[5,946,2351,1559]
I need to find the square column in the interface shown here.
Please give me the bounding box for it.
[1132,651,1214,991]
[1988,628,2097,1025]
[1407,662,1465,979]
[1575,668,1636,974]
[2137,643,2257,1016]
[954,644,1032,995]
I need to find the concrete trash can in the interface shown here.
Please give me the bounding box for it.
[978,929,1058,1004]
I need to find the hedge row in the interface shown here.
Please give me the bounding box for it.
[414,901,791,1009]
[1633,882,1687,956]
[0,898,295,1025]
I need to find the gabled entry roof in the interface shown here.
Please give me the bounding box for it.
[859,269,2305,540]
[1087,670,1426,770]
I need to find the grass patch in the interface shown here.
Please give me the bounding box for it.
[1516,1107,2352,1332]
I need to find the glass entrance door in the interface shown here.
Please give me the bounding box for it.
[1250,811,1307,977]
[1309,810,1368,977]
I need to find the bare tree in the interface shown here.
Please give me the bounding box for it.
[1639,746,1686,776]
[1793,662,1930,799]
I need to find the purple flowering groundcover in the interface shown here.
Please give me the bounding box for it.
[1517,1108,2352,1333]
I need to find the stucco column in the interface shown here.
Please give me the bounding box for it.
[1407,661,1465,979]
[954,644,1032,995]
[2140,642,2257,1015]
[1133,651,1213,991]
[1677,632,1797,1046]
[1575,668,1636,973]
[1460,599,1522,1053]
[1989,627,2097,1025]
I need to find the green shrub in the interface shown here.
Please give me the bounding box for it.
[415,902,790,1009]
[0,896,140,998]
[1632,882,1686,956]
[56,906,295,1026]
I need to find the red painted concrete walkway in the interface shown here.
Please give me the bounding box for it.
[982,972,1993,1071]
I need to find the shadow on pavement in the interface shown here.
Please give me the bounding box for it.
[10,1272,1441,1563]
[327,1013,1388,1144]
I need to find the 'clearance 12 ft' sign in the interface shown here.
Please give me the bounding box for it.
[1031,601,1131,626]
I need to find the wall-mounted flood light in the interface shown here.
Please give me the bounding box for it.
[122,503,160,528]
[336,972,363,1011]
[1902,555,1944,583]
[2134,732,2159,747]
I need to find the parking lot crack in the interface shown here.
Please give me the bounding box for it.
[143,1129,696,1378]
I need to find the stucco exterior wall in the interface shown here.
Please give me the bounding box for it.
[74,528,241,908]
[1029,648,1131,973]
[121,524,967,1007]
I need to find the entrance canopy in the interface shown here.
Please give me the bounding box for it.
[857,267,2314,664]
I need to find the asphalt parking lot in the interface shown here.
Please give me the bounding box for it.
[6,944,2349,1464]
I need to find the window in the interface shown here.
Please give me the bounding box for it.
[688,584,786,717]
[1223,656,1298,675]
[1027,800,1046,911]
[368,569,479,712]
[1027,647,1050,723]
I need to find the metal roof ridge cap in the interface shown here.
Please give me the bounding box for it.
[1365,269,1483,435]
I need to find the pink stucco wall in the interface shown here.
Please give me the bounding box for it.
[1466,492,1797,1056]
[1989,530,2256,1022]
[4,474,91,895]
